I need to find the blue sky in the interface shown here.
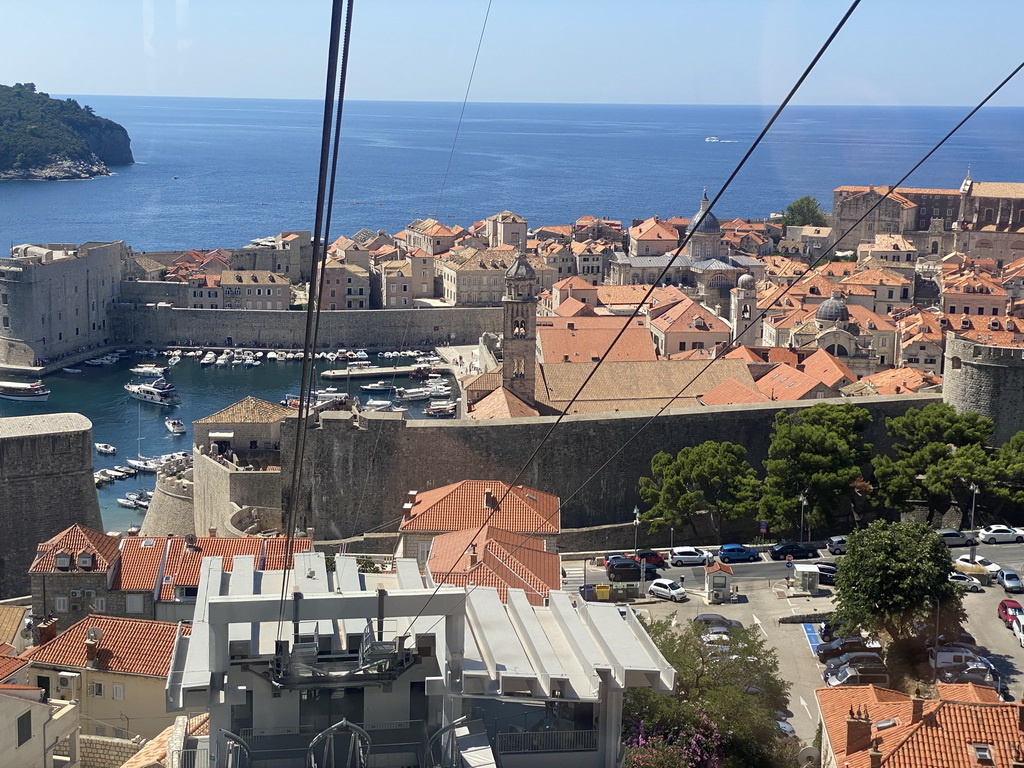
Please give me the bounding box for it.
[3,0,1024,106]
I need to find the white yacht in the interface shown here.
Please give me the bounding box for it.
[124,377,181,407]
[165,418,186,434]
[200,351,217,365]
[0,379,50,402]
[129,363,168,378]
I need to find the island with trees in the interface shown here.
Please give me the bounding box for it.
[0,82,133,180]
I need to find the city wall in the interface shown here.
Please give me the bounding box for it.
[944,333,1024,445]
[113,304,502,349]
[0,414,102,598]
[281,394,941,540]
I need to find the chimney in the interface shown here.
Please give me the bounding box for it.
[403,490,418,518]
[567,321,575,330]
[85,638,99,668]
[1018,704,1024,734]
[484,488,495,509]
[563,354,570,362]
[208,527,218,538]
[306,527,315,540]
[846,707,872,754]
[910,695,924,724]
[869,740,882,768]
[468,544,478,566]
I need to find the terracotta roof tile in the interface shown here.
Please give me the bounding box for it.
[400,480,559,535]
[538,325,657,363]
[0,606,29,647]
[22,615,190,677]
[699,377,770,406]
[799,349,857,388]
[30,525,122,574]
[194,396,293,425]
[120,714,211,768]
[467,388,540,420]
[859,367,942,394]
[0,656,28,682]
[755,363,830,401]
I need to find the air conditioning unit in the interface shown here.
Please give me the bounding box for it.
[84,590,96,598]
[69,590,82,599]
[57,672,80,691]
[70,603,82,613]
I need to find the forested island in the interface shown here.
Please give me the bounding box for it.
[0,82,133,180]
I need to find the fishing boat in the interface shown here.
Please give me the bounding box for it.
[95,442,117,455]
[129,363,168,378]
[360,380,395,392]
[0,379,50,402]
[200,351,217,365]
[124,378,181,406]
[62,367,83,374]
[165,418,186,434]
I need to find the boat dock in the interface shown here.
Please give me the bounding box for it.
[321,363,456,380]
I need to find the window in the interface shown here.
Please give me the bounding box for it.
[95,597,106,611]
[125,594,144,613]
[88,681,104,697]
[54,597,68,613]
[113,684,124,700]
[17,711,31,747]
[993,307,999,316]
[949,305,956,314]
[2,317,7,329]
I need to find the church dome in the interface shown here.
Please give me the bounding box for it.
[737,273,756,290]
[505,254,535,281]
[690,189,721,234]
[815,291,850,322]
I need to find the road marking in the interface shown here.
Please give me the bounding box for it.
[802,623,821,655]
[751,613,767,637]
[798,696,812,720]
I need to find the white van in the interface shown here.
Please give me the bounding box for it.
[1013,616,1024,648]
[928,645,989,669]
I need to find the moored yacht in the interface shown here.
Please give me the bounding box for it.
[0,379,50,402]
[125,377,181,407]
[165,418,186,434]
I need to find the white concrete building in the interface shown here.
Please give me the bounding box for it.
[167,552,675,768]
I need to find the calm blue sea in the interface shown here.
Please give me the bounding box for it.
[2,98,1024,250]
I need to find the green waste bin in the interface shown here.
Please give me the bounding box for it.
[595,584,611,602]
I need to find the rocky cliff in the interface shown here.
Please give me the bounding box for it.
[0,82,133,180]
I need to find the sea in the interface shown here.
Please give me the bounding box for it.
[2,98,1024,532]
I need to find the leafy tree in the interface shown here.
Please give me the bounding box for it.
[833,520,965,641]
[624,620,796,768]
[781,195,828,227]
[639,442,760,542]
[871,403,993,523]
[759,403,873,535]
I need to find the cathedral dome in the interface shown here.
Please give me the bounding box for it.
[815,291,850,322]
[690,189,721,234]
[737,273,756,290]
[505,254,535,281]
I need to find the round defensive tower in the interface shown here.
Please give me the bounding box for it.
[139,461,196,536]
[943,332,1024,445]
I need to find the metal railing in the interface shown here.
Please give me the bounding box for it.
[495,729,598,754]
[170,747,210,768]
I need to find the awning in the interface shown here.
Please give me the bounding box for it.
[209,431,235,440]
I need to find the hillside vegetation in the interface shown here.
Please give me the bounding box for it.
[0,82,133,178]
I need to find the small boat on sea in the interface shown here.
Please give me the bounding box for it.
[100,468,127,481]
[266,351,278,361]
[394,386,434,402]
[84,358,105,366]
[62,367,83,374]
[705,136,720,142]
[200,351,217,365]
[167,354,182,366]
[0,379,50,402]
[114,465,137,476]
[215,352,231,367]
[364,399,393,411]
[126,457,161,473]
[129,363,168,378]
[124,378,181,407]
[95,442,117,455]
[423,401,457,418]
[117,497,140,509]
[360,380,395,392]
[165,418,186,434]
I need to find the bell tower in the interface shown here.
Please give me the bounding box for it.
[502,253,537,405]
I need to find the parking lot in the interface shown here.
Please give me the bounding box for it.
[566,540,1024,746]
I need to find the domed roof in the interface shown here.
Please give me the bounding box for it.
[737,273,756,290]
[690,189,721,234]
[505,253,535,281]
[815,291,850,322]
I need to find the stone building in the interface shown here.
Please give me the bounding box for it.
[403,219,465,255]
[322,258,370,310]
[627,216,679,258]
[0,414,103,599]
[944,332,1024,445]
[0,242,126,367]
[955,179,1024,268]
[218,270,290,310]
[831,185,958,252]
[483,210,528,251]
[236,230,312,282]
[501,253,539,406]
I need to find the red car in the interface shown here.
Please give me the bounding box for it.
[998,599,1024,628]
[633,549,667,568]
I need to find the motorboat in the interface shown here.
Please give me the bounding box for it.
[165,418,186,434]
[95,443,117,455]
[348,360,374,370]
[215,352,231,367]
[124,378,181,407]
[0,380,51,401]
[423,401,457,418]
[62,367,83,374]
[129,363,168,378]
[364,399,393,411]
[200,351,217,365]
[93,472,112,485]
[409,364,434,380]
[100,468,127,481]
[354,350,369,360]
[360,380,395,392]
[127,489,152,503]
[99,354,119,364]
[705,136,721,142]
[83,358,105,366]
[126,457,161,473]
[266,351,278,361]
[117,497,140,509]
[113,465,137,476]
[394,386,434,402]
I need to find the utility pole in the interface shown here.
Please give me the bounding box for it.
[798,493,807,544]
[968,482,979,564]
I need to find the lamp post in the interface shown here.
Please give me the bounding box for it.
[968,482,979,564]
[798,493,807,544]
[925,599,939,684]
[634,507,643,593]
[670,526,674,552]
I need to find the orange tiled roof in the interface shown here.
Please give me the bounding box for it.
[553,297,598,318]
[859,366,942,394]
[400,480,560,535]
[21,615,191,677]
[629,217,679,242]
[29,525,122,574]
[535,224,573,237]
[0,656,28,681]
[648,297,724,334]
[841,268,911,287]
[538,325,657,364]
[467,388,540,420]
[120,714,211,768]
[756,363,828,401]
[799,348,856,388]
[699,377,770,406]
[194,395,294,424]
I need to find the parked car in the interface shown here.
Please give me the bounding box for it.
[997,569,1024,593]
[978,524,1024,544]
[603,552,626,567]
[816,562,839,585]
[923,630,978,650]
[998,599,1024,628]
[717,544,760,563]
[823,651,885,677]
[693,613,743,630]
[954,554,1001,574]
[937,662,1001,688]
[669,546,714,567]
[937,528,977,547]
[816,636,880,663]
[949,572,984,592]
[633,549,667,568]
[775,719,797,739]
[819,620,846,643]
[606,560,658,582]
[768,541,819,560]
[928,646,992,670]
[826,536,847,555]
[647,578,686,602]
[1013,616,1024,648]
[826,664,890,687]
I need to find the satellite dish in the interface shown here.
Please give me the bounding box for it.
[184,533,199,550]
[85,627,103,644]
[798,746,821,766]
[19,627,31,640]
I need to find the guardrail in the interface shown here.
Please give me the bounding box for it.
[496,729,598,754]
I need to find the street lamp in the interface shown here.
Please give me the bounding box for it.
[968,482,979,564]
[633,507,644,592]
[798,493,807,544]
[670,526,674,551]
[925,599,939,685]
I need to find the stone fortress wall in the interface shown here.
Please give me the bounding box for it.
[0,414,103,597]
[140,465,194,536]
[113,304,502,350]
[943,332,1024,445]
[280,394,942,541]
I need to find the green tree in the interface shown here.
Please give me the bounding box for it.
[639,441,760,541]
[871,403,993,523]
[833,520,965,641]
[989,431,1024,518]
[759,403,873,535]
[781,195,828,227]
[624,620,796,768]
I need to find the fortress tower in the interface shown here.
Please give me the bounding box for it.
[943,332,1024,445]
[502,253,537,405]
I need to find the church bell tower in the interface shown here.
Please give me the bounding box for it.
[502,253,537,405]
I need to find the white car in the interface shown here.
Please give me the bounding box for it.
[670,546,714,567]
[978,525,1024,545]
[647,578,687,602]
[955,554,1001,574]
[948,572,983,592]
